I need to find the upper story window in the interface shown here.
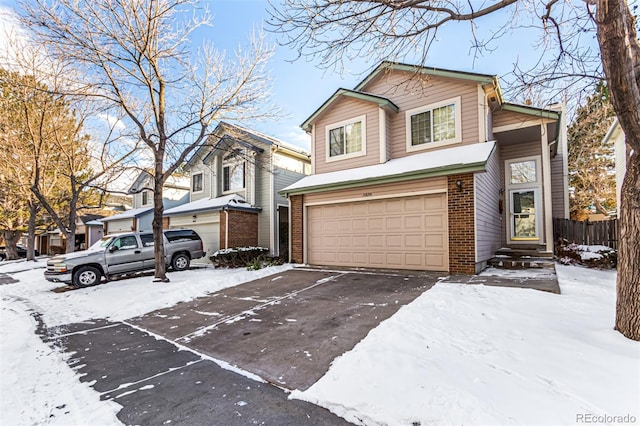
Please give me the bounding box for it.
[223,161,245,192]
[406,97,462,151]
[326,115,366,162]
[141,190,150,206]
[191,172,203,193]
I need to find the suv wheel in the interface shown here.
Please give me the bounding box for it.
[171,253,190,271]
[73,266,101,287]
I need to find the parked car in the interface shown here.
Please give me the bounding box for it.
[0,244,40,260]
[44,229,204,286]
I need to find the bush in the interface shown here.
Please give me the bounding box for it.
[210,247,285,270]
[556,243,617,268]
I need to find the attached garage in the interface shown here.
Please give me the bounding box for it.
[168,212,220,263]
[307,193,449,271]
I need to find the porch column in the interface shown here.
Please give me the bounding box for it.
[541,124,554,253]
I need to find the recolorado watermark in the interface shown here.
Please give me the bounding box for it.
[576,413,637,424]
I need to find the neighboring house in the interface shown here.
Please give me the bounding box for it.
[164,122,311,261]
[604,118,629,209]
[101,171,189,234]
[281,61,569,274]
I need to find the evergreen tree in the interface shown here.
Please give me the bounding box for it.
[567,82,617,221]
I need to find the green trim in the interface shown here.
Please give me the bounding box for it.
[301,88,399,132]
[279,162,487,197]
[502,103,561,120]
[355,61,497,91]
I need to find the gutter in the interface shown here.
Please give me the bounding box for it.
[280,159,490,197]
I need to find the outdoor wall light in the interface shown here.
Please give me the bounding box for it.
[456,180,463,191]
[192,215,197,222]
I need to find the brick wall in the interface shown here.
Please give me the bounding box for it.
[219,209,259,248]
[162,217,170,229]
[290,195,304,263]
[448,173,476,274]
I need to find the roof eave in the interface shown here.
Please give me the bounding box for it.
[279,161,488,197]
[502,103,561,120]
[301,88,399,132]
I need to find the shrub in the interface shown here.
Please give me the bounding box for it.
[209,247,287,270]
[556,243,617,268]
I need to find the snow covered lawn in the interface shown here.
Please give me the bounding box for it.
[293,265,640,425]
[1,260,639,426]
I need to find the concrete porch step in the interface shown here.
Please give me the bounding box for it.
[495,248,554,259]
[488,256,555,269]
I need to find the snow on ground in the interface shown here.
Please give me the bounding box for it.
[293,265,640,426]
[2,259,639,426]
[0,260,292,425]
[1,298,122,426]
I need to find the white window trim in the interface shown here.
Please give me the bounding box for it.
[191,171,204,194]
[141,190,151,206]
[325,114,367,163]
[222,160,246,194]
[405,96,462,152]
[504,155,542,242]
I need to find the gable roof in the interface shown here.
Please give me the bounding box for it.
[500,102,561,120]
[300,61,504,132]
[354,61,500,91]
[185,122,310,169]
[301,88,399,132]
[100,206,153,222]
[127,170,189,194]
[281,141,496,196]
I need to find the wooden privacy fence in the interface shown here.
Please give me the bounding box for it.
[553,218,619,250]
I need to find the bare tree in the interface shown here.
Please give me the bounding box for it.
[269,0,640,340]
[20,0,274,281]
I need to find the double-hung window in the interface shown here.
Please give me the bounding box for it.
[326,115,366,161]
[406,97,461,151]
[223,161,245,192]
[192,172,203,193]
[141,190,149,206]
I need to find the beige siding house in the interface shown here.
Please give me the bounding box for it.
[164,122,311,261]
[282,62,569,274]
[604,119,629,210]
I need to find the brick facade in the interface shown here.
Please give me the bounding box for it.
[162,217,170,229]
[447,173,476,274]
[219,209,259,248]
[290,195,304,264]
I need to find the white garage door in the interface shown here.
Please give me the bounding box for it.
[169,213,220,263]
[307,193,448,271]
[106,218,133,234]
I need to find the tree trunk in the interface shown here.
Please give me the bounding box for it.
[3,230,22,260]
[26,200,37,261]
[153,167,168,282]
[616,155,640,339]
[596,0,640,341]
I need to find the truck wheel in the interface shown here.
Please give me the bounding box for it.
[73,266,101,287]
[171,253,190,271]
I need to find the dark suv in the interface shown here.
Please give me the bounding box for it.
[0,244,40,260]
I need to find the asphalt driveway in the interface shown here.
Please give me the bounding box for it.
[128,267,440,390]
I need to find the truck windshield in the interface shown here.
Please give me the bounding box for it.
[88,236,115,251]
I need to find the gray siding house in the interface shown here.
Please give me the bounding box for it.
[164,122,311,261]
[101,171,189,234]
[282,62,569,274]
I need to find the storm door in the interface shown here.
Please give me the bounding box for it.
[505,157,542,242]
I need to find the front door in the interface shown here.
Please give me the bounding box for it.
[505,156,542,243]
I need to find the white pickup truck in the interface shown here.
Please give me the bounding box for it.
[45,229,204,286]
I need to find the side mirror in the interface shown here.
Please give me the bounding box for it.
[109,245,118,253]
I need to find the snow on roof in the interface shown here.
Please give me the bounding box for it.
[100,207,153,222]
[163,194,257,216]
[282,141,496,194]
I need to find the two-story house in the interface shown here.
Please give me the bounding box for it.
[281,62,569,274]
[163,122,311,260]
[100,171,190,234]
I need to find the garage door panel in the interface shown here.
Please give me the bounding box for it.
[307,193,448,271]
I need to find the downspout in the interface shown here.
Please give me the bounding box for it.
[223,208,229,249]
